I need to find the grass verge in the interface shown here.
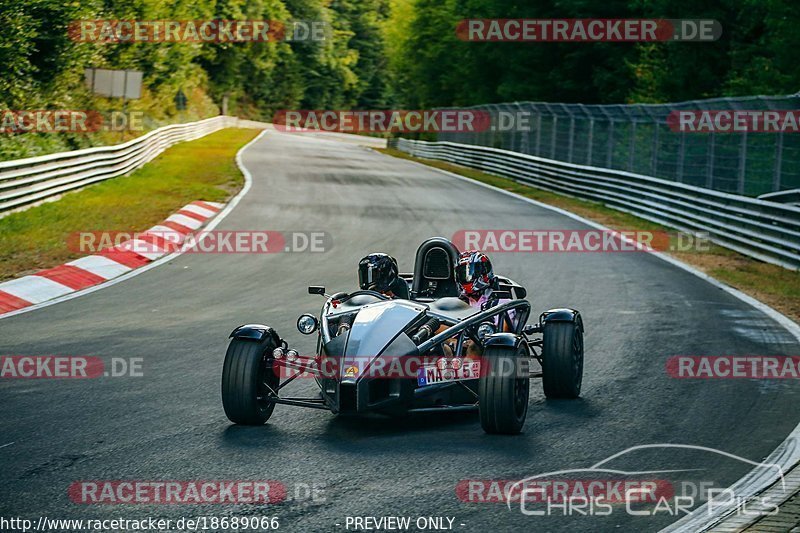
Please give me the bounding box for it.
[378,147,800,325]
[0,128,260,281]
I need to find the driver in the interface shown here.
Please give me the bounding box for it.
[357,253,410,299]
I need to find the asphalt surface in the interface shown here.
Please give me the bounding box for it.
[1,131,799,532]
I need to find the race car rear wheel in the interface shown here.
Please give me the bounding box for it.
[478,344,530,434]
[542,320,583,398]
[222,337,279,425]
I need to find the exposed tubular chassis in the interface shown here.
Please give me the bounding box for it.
[228,290,582,421]
[268,297,535,409]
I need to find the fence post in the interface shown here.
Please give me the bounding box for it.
[508,106,516,153]
[567,115,575,162]
[587,119,594,165]
[651,124,659,176]
[535,113,542,156]
[738,131,748,194]
[606,121,614,168]
[628,121,637,171]
[774,131,784,192]
[514,102,531,154]
[551,115,558,159]
[520,103,531,154]
[677,132,685,183]
[706,133,715,189]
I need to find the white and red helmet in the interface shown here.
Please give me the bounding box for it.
[455,250,495,299]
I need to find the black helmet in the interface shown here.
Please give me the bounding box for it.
[358,253,399,292]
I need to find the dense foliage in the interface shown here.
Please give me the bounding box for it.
[387,0,800,107]
[0,0,390,156]
[0,0,798,156]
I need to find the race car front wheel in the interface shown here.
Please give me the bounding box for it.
[222,337,279,425]
[542,320,584,398]
[478,344,530,434]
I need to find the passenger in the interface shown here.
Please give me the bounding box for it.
[455,250,498,309]
[357,253,410,299]
[453,250,515,357]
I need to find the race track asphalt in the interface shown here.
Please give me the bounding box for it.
[1,131,799,532]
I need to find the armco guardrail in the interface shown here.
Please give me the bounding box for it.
[390,137,800,270]
[759,188,800,206]
[0,115,263,217]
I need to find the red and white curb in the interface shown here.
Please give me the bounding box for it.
[0,201,223,315]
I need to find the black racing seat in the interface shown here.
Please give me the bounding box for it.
[411,237,461,299]
[388,277,410,300]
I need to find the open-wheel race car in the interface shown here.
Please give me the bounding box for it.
[221,237,584,434]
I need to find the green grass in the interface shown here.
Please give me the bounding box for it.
[378,147,800,324]
[0,128,260,281]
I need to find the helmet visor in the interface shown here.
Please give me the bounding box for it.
[456,261,488,284]
[359,262,376,289]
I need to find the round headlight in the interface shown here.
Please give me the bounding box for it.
[286,349,299,362]
[477,322,495,340]
[272,348,284,359]
[297,314,319,335]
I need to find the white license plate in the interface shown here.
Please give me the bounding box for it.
[417,360,481,386]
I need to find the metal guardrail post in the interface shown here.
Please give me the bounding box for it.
[677,132,686,183]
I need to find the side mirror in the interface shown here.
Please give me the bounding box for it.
[308,286,326,295]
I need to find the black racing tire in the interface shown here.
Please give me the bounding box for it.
[222,337,279,425]
[542,320,584,399]
[478,344,530,434]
